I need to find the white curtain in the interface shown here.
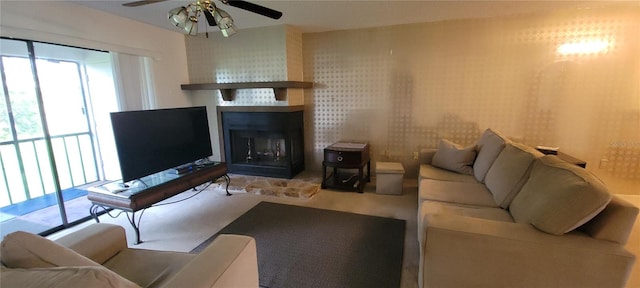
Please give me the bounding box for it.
[110,52,157,111]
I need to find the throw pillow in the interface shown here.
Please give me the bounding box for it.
[509,155,612,235]
[431,139,477,175]
[473,128,509,183]
[1,266,141,288]
[1,231,98,268]
[484,142,543,208]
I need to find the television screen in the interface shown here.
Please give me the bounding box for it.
[110,106,213,182]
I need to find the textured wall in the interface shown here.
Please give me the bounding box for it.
[186,6,639,192]
[303,5,639,184]
[187,25,304,161]
[186,25,303,106]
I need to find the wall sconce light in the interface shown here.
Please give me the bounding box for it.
[557,40,610,55]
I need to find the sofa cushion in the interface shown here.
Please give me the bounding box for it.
[1,231,98,268]
[431,139,477,175]
[103,247,194,287]
[473,128,509,183]
[417,202,513,244]
[419,165,478,183]
[0,265,140,288]
[509,155,612,235]
[484,142,543,208]
[419,179,499,207]
[421,201,514,223]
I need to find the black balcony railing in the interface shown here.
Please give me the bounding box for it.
[0,132,99,208]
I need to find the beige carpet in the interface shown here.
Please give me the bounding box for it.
[48,175,640,288]
[50,173,420,288]
[210,174,321,199]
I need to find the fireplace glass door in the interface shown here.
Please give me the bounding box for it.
[221,109,304,179]
[231,131,288,167]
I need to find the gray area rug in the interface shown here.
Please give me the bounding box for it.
[192,201,405,288]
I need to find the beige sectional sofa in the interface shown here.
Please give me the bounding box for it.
[418,129,638,288]
[1,223,259,288]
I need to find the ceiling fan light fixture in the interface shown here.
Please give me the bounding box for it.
[168,7,189,28]
[165,0,281,37]
[213,8,237,37]
[220,24,237,37]
[184,18,198,35]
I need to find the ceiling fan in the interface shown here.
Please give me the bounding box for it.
[122,0,283,36]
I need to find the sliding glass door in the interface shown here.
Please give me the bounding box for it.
[0,39,65,233]
[0,38,117,236]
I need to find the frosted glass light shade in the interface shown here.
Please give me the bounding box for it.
[214,8,236,37]
[184,20,198,35]
[221,24,237,37]
[168,7,189,28]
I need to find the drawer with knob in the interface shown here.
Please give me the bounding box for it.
[321,142,371,192]
[323,142,370,166]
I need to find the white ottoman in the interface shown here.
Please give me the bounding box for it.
[375,162,405,195]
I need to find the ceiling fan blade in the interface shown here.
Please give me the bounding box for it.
[204,10,218,27]
[122,0,167,7]
[224,0,282,20]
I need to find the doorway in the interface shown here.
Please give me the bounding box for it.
[0,38,119,237]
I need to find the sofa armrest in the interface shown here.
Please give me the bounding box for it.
[420,214,635,288]
[161,234,258,288]
[55,223,127,265]
[419,148,437,165]
[579,194,639,245]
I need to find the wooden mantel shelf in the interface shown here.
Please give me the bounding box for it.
[180,81,313,101]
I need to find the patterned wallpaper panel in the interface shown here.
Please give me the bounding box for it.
[186,6,639,187]
[186,25,292,106]
[302,6,639,181]
[186,25,305,160]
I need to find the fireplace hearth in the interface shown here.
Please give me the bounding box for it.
[218,106,304,179]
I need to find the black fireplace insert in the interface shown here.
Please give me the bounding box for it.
[218,106,304,178]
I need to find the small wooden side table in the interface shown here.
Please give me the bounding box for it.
[557,152,587,168]
[536,147,587,168]
[321,142,371,193]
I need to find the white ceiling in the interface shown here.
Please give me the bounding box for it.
[71,1,629,34]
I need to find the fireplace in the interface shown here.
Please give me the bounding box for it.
[218,106,304,179]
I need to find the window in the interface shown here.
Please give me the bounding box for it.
[0,38,120,237]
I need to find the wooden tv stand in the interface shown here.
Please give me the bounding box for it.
[87,162,230,244]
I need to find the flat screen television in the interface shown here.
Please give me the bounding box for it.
[110,106,213,182]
